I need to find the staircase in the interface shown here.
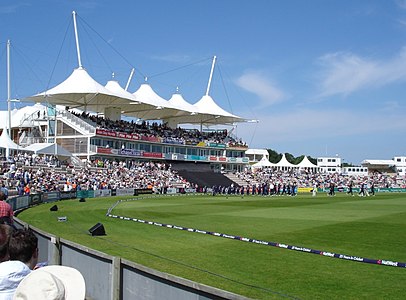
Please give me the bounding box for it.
[223,172,247,187]
[171,162,239,188]
[57,109,96,135]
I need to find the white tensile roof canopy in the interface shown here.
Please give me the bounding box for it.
[24,67,134,113]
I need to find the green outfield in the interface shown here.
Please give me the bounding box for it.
[17,193,406,299]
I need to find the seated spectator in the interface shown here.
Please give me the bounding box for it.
[0,229,38,299]
[13,265,86,300]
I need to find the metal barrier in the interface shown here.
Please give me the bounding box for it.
[10,191,249,300]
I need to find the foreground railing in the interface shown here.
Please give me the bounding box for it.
[10,190,249,300]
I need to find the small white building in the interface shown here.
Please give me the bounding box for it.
[245,149,269,163]
[393,156,406,176]
[317,156,342,174]
[341,166,368,177]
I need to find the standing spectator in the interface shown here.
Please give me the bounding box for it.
[0,191,13,226]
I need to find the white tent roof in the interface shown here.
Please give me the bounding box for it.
[252,156,275,168]
[24,143,72,157]
[0,129,20,150]
[275,153,297,168]
[24,67,133,113]
[129,83,180,120]
[297,156,317,168]
[168,92,199,115]
[0,103,48,129]
[191,95,244,125]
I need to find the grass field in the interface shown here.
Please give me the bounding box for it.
[18,192,406,299]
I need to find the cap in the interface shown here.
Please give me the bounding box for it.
[13,265,85,300]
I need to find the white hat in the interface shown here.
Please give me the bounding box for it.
[13,265,86,300]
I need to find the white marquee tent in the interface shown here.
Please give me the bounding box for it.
[275,153,297,170]
[24,143,72,158]
[297,156,318,171]
[252,156,275,169]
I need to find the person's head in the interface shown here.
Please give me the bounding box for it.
[0,224,13,262]
[8,229,38,269]
[0,191,5,201]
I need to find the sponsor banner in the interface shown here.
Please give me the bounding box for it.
[30,193,42,205]
[166,188,177,194]
[164,154,172,160]
[298,187,313,193]
[184,188,196,193]
[76,190,94,199]
[97,147,118,155]
[171,154,187,160]
[187,155,207,161]
[94,189,111,198]
[143,152,163,158]
[219,157,227,162]
[107,207,406,268]
[162,137,185,145]
[116,188,134,196]
[96,129,141,141]
[140,136,161,142]
[120,149,143,157]
[8,195,30,211]
[96,128,117,137]
[59,191,77,199]
[209,156,217,161]
[226,157,249,163]
[207,143,226,149]
[134,188,153,196]
[116,132,140,140]
[196,142,206,147]
[42,192,59,202]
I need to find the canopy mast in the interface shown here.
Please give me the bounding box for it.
[72,11,83,68]
[125,68,135,91]
[7,40,11,137]
[205,55,217,96]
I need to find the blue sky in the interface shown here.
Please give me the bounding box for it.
[1,0,406,164]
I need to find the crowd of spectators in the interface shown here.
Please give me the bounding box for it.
[234,167,406,192]
[0,153,190,196]
[71,111,247,148]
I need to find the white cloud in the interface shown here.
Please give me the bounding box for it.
[235,71,286,107]
[317,47,406,97]
[237,108,406,146]
[150,54,192,64]
[396,0,406,9]
[0,3,30,14]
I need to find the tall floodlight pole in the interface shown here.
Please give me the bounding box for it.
[205,55,217,96]
[7,40,11,137]
[125,68,135,91]
[72,11,83,68]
